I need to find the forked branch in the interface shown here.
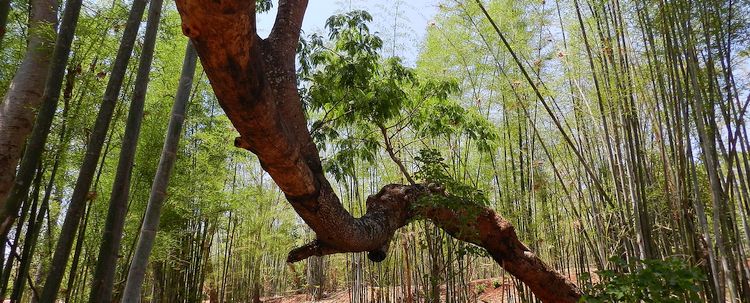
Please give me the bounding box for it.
[174,2,582,302]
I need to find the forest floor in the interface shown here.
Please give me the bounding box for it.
[259,280,534,303]
[260,272,591,303]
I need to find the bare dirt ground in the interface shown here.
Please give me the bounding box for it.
[258,281,520,303]
[258,272,592,303]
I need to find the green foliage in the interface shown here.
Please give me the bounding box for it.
[299,10,498,182]
[301,10,413,128]
[299,10,399,181]
[414,149,489,207]
[5,1,741,301]
[456,242,490,258]
[475,283,486,294]
[492,280,502,288]
[323,133,380,182]
[256,0,273,13]
[581,258,704,303]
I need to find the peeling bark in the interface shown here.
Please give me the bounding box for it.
[174,1,581,302]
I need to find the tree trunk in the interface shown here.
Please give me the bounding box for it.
[37,1,149,301]
[0,0,82,243]
[88,0,164,301]
[307,255,325,300]
[0,0,10,44]
[0,0,56,209]
[120,42,198,302]
[10,154,55,302]
[174,1,581,302]
[63,194,93,303]
[0,164,41,299]
[0,0,57,214]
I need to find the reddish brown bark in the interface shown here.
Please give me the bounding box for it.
[174,1,581,302]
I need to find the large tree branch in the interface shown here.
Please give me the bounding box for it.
[175,0,317,197]
[263,0,321,176]
[174,2,581,302]
[285,184,582,302]
[268,0,309,68]
[415,191,581,302]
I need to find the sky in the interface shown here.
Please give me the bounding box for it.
[256,0,441,65]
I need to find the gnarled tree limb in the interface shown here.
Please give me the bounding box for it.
[174,1,581,302]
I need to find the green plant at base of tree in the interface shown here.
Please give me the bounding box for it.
[580,257,705,303]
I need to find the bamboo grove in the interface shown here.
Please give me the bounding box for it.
[0,0,748,302]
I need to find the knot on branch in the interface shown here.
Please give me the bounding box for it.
[181,21,200,38]
[367,237,391,263]
[287,239,393,263]
[233,136,252,150]
[287,185,427,264]
[287,239,348,263]
[367,250,387,262]
[287,240,326,263]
